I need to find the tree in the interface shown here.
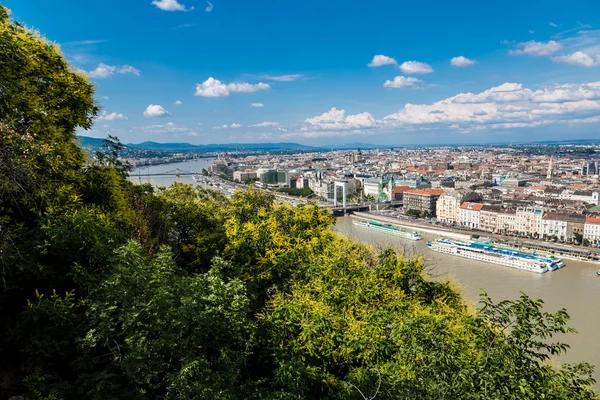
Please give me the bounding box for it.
[81,241,254,399]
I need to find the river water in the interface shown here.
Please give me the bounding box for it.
[129,162,600,387]
[334,215,600,386]
[129,159,214,187]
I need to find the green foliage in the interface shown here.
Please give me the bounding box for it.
[80,241,253,399]
[277,187,314,197]
[405,209,421,217]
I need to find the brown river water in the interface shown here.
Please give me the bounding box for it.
[334,215,600,388]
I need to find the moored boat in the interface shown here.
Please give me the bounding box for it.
[426,239,565,274]
[352,219,422,240]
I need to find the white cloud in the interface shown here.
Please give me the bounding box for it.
[194,77,270,97]
[141,122,200,136]
[143,104,170,118]
[151,0,194,11]
[304,107,376,131]
[509,40,562,56]
[213,123,241,129]
[97,112,127,121]
[174,100,183,105]
[368,55,397,67]
[260,74,303,82]
[205,1,213,12]
[529,30,535,34]
[88,63,140,78]
[251,121,279,127]
[251,103,264,108]
[450,56,476,67]
[63,39,107,46]
[383,80,600,131]
[383,76,423,89]
[553,51,596,67]
[399,61,433,74]
[549,21,559,28]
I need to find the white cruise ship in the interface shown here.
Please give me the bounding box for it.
[352,220,422,240]
[426,239,565,274]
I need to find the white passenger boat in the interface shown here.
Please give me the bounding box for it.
[352,220,422,240]
[426,239,565,274]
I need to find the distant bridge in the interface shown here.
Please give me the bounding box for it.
[130,168,199,178]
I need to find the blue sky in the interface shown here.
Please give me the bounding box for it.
[5,0,600,145]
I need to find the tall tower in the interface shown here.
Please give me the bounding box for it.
[547,159,553,180]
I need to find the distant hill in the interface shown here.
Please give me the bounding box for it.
[77,136,107,149]
[77,136,319,152]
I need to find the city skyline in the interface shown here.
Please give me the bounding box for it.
[6,0,600,145]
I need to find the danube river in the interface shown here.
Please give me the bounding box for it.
[334,216,600,386]
[129,159,214,187]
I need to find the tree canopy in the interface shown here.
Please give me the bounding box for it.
[0,5,597,400]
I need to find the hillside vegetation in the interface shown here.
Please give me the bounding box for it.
[0,5,597,399]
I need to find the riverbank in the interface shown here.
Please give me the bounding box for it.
[352,212,472,241]
[353,211,600,265]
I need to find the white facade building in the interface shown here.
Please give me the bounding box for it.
[459,202,483,229]
[584,216,600,244]
[516,207,545,236]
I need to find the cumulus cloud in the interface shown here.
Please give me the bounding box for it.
[251,121,280,127]
[251,103,264,107]
[368,55,397,67]
[383,81,600,131]
[510,40,562,56]
[450,56,476,67]
[195,77,270,97]
[174,100,183,105]
[399,61,433,74]
[553,51,596,67]
[260,74,303,82]
[143,104,170,118]
[151,0,194,11]
[141,122,199,137]
[213,123,242,129]
[304,107,377,131]
[88,63,140,78]
[97,112,127,121]
[205,1,213,12]
[383,76,423,89]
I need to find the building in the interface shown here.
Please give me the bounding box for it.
[256,168,278,184]
[516,207,545,236]
[403,189,445,217]
[584,215,600,245]
[233,171,257,182]
[479,204,502,233]
[571,190,600,205]
[497,210,517,234]
[344,149,364,163]
[459,202,484,229]
[541,212,569,241]
[209,159,230,176]
[566,214,586,243]
[436,189,480,224]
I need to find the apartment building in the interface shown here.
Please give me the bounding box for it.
[497,210,517,234]
[584,216,600,245]
[436,189,480,224]
[403,189,445,217]
[541,212,569,241]
[480,205,502,233]
[515,207,544,236]
[459,202,483,229]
